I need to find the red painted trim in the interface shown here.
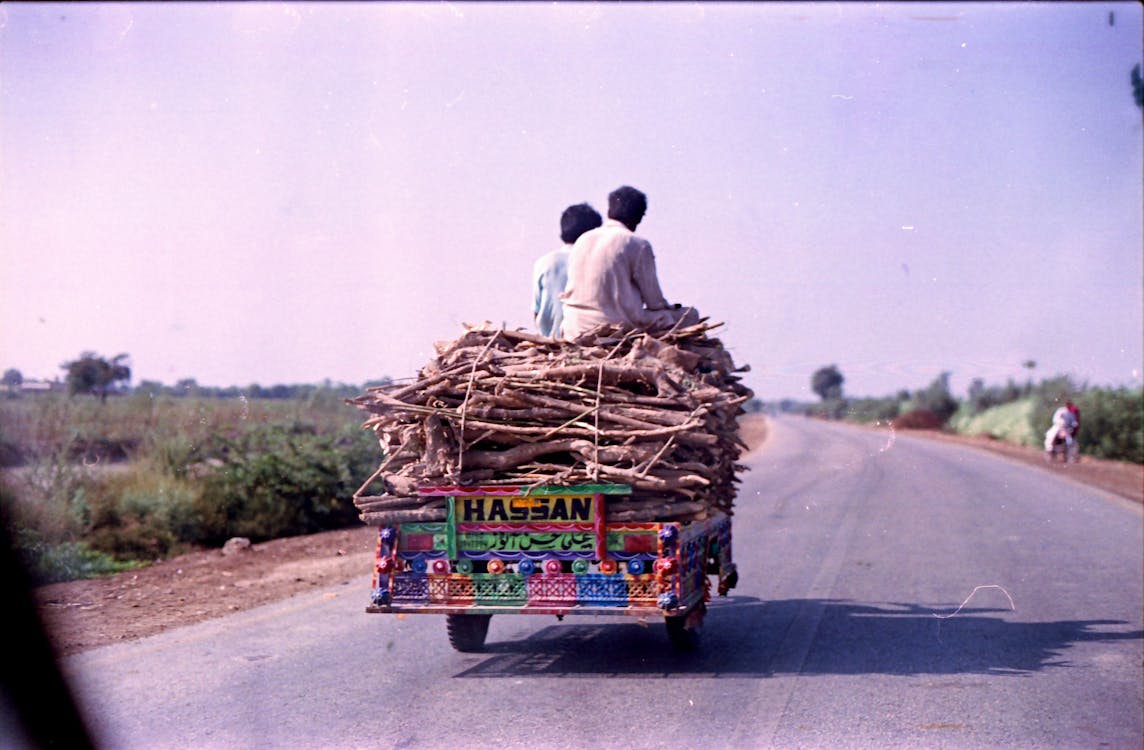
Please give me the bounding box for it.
[455,522,594,533]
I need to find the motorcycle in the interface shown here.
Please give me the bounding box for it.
[1045,427,1077,463]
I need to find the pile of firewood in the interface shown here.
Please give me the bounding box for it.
[348,321,753,525]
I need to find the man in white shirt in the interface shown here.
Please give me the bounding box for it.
[560,186,698,340]
[532,203,602,338]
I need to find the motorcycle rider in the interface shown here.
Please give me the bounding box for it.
[1044,404,1078,461]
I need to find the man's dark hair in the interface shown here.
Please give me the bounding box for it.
[560,203,603,244]
[607,186,648,230]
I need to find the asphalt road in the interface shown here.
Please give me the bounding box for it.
[46,417,1144,749]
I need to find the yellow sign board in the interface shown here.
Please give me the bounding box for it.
[457,495,595,524]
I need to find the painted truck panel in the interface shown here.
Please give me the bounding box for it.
[366,484,736,618]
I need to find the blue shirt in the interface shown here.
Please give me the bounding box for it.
[532,246,570,338]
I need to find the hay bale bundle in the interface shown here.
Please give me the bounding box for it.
[348,321,753,525]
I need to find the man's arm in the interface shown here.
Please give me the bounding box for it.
[630,241,672,311]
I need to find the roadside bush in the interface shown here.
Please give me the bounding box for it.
[845,396,903,424]
[84,470,202,560]
[1073,387,1143,464]
[143,431,205,478]
[910,372,959,425]
[192,424,376,545]
[3,452,97,541]
[891,409,944,430]
[2,392,379,581]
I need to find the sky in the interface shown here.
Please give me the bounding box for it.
[1,2,1141,402]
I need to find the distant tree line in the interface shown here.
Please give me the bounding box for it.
[133,378,389,400]
[2,352,391,401]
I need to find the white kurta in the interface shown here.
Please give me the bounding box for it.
[559,219,693,339]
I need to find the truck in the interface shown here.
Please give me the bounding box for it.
[366,483,737,652]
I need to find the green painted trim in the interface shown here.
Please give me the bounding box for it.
[471,573,528,606]
[400,523,447,534]
[522,484,631,496]
[446,497,457,559]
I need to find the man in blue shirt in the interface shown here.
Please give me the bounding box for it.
[532,203,602,338]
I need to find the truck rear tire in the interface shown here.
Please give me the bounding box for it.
[446,614,492,652]
[665,602,705,652]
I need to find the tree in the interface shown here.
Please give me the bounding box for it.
[913,371,959,424]
[174,378,200,397]
[2,368,22,394]
[62,352,131,401]
[811,365,845,401]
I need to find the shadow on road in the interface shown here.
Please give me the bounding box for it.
[454,596,1142,679]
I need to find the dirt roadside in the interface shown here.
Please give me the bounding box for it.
[31,415,1140,657]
